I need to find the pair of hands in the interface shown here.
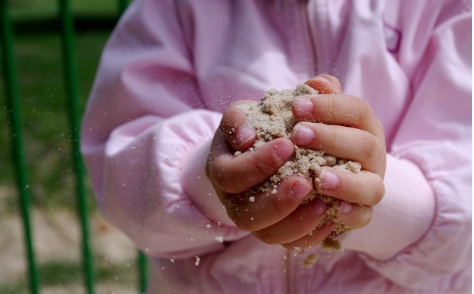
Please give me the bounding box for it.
[206,75,386,250]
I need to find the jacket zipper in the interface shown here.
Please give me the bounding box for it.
[286,2,318,293]
[300,0,318,76]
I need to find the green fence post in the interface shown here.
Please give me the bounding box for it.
[0,0,41,293]
[118,0,129,16]
[58,0,95,293]
[138,251,148,293]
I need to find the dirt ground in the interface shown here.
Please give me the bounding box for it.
[0,186,141,293]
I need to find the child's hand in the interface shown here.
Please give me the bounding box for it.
[282,74,386,249]
[206,74,386,250]
[206,101,329,247]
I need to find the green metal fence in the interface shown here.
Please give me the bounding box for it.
[1,0,148,293]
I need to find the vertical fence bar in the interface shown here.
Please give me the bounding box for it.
[118,0,129,16]
[138,251,148,293]
[0,1,40,293]
[58,0,95,293]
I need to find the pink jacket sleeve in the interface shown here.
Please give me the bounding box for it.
[82,0,471,288]
[344,3,472,288]
[81,0,247,259]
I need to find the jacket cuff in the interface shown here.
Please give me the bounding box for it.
[341,154,436,260]
[180,138,236,227]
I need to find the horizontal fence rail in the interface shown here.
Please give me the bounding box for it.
[1,0,149,292]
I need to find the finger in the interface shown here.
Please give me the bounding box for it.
[280,202,374,250]
[224,176,313,231]
[207,129,294,194]
[315,167,384,206]
[336,201,373,229]
[220,100,258,151]
[291,122,385,176]
[281,221,335,250]
[292,94,385,149]
[251,199,328,245]
[305,74,342,94]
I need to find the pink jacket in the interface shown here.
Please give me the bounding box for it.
[81,0,472,293]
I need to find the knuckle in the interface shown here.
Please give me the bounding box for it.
[353,99,372,126]
[234,218,252,231]
[211,163,240,194]
[348,175,361,202]
[220,111,232,130]
[206,161,220,184]
[307,124,323,147]
[330,127,339,151]
[228,208,252,231]
[376,118,384,131]
[294,221,308,236]
[221,105,242,132]
[360,207,373,227]
[221,177,240,194]
[354,98,370,117]
[360,133,378,163]
[253,230,279,245]
[272,197,290,219]
[326,96,338,121]
[206,150,220,176]
[281,243,295,250]
[211,168,233,193]
[252,155,274,178]
[371,178,385,206]
[205,160,212,180]
[350,206,373,229]
[309,97,327,121]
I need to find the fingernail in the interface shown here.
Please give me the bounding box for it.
[293,124,314,146]
[311,199,328,215]
[340,201,353,214]
[294,98,313,117]
[319,169,339,190]
[291,180,313,201]
[275,141,294,162]
[235,126,256,147]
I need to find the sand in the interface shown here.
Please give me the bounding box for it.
[236,84,361,267]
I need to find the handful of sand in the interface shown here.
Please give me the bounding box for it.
[237,84,361,262]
